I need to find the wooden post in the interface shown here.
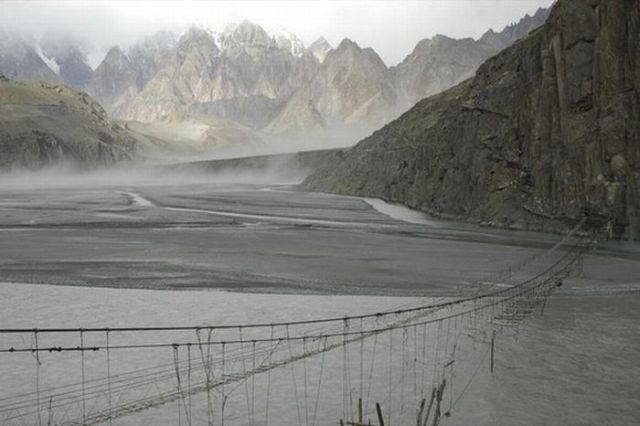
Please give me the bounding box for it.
[358,398,363,424]
[417,398,426,426]
[423,388,436,426]
[490,329,496,373]
[376,403,385,426]
[432,379,446,426]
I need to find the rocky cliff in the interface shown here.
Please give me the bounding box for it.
[303,0,640,240]
[0,76,135,169]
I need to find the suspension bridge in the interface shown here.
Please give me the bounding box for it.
[0,218,605,425]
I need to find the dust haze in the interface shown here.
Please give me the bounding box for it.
[0,156,312,191]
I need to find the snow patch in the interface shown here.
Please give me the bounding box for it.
[34,43,60,75]
[272,28,305,57]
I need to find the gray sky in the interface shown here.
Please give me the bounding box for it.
[1,0,555,67]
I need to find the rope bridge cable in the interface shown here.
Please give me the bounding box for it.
[0,220,590,337]
[2,241,592,424]
[0,217,594,341]
[1,228,593,354]
[0,262,592,424]
[4,280,578,424]
[0,219,604,425]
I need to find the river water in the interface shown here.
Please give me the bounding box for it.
[0,177,638,425]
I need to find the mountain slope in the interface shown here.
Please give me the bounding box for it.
[119,23,318,123]
[85,46,138,113]
[267,39,399,135]
[0,76,135,169]
[303,0,640,240]
[77,10,549,147]
[393,7,549,106]
[40,33,93,87]
[0,32,60,83]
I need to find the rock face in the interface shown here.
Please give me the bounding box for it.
[303,0,640,240]
[115,23,318,124]
[126,30,177,91]
[267,39,400,136]
[0,76,135,169]
[85,46,139,115]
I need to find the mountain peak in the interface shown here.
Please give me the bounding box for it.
[272,28,305,57]
[104,45,127,61]
[94,45,134,80]
[95,46,133,75]
[336,38,360,52]
[308,37,333,63]
[312,36,329,45]
[39,32,93,87]
[220,20,271,49]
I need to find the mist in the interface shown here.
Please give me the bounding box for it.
[0,155,315,191]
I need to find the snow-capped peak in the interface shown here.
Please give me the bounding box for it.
[272,28,305,57]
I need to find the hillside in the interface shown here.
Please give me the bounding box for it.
[303,0,640,240]
[0,76,135,169]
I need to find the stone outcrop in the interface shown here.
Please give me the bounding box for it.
[303,0,640,240]
[0,77,135,169]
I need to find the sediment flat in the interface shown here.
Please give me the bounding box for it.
[0,180,637,296]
